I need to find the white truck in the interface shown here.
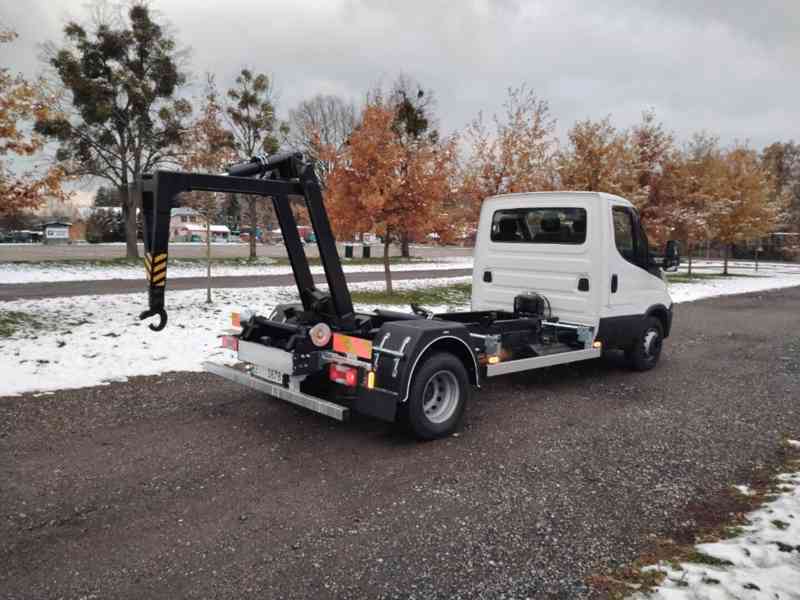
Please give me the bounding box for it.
[136,153,680,440]
[472,191,678,373]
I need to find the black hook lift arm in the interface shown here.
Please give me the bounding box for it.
[131,152,355,332]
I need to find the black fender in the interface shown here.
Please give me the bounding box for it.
[370,319,479,403]
[645,304,673,338]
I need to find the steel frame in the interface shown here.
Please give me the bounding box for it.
[133,159,355,331]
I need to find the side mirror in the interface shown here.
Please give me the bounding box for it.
[662,240,680,272]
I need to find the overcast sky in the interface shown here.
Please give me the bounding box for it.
[4,0,799,154]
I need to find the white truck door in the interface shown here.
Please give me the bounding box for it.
[472,193,601,327]
[604,202,671,317]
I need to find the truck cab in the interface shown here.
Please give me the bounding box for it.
[472,192,676,369]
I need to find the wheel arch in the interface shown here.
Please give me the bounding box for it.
[645,304,672,338]
[401,336,479,403]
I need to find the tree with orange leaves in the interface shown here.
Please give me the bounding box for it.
[0,29,69,217]
[462,85,557,222]
[326,102,456,293]
[557,116,638,197]
[660,133,724,277]
[628,110,677,244]
[711,145,786,274]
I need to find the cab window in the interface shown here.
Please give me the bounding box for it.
[613,206,651,269]
[613,207,636,261]
[491,207,587,244]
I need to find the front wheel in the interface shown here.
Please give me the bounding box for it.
[626,317,664,371]
[400,352,469,440]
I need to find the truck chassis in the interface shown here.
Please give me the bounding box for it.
[135,152,602,439]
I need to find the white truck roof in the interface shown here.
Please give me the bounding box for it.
[483,191,635,210]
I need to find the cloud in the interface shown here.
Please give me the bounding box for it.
[4,0,798,150]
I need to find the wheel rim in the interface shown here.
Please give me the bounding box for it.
[422,370,460,424]
[642,329,662,360]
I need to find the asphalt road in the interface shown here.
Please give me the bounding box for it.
[0,268,472,301]
[2,287,799,599]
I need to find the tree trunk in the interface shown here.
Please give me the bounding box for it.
[383,236,393,294]
[248,198,257,260]
[120,186,139,259]
[206,221,212,304]
[401,232,410,258]
[687,241,693,278]
[723,244,730,275]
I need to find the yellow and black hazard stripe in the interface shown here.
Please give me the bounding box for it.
[144,252,168,287]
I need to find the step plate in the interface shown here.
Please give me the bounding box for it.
[203,361,349,421]
[486,347,601,377]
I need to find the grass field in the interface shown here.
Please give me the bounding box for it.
[351,282,472,307]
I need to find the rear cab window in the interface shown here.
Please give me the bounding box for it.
[490,207,587,244]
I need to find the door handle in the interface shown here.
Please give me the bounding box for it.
[611,274,618,293]
[578,277,589,292]
[483,270,492,283]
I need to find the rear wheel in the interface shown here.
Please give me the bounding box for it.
[401,352,469,440]
[626,317,664,371]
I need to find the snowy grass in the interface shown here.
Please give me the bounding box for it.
[667,269,800,303]
[590,439,800,599]
[0,257,473,284]
[1,261,799,397]
[0,277,471,396]
[629,465,800,599]
[0,310,45,337]
[351,282,472,307]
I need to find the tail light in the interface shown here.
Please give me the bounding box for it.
[329,363,357,387]
[231,309,254,328]
[220,335,239,351]
[309,322,332,347]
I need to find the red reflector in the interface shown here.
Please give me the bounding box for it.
[220,335,239,351]
[329,363,357,387]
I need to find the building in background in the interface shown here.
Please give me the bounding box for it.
[169,207,231,242]
[43,221,75,244]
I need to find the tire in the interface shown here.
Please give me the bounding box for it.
[400,352,469,440]
[626,317,664,371]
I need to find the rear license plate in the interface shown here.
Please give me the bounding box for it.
[253,365,284,385]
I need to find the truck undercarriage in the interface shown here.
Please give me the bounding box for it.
[134,152,601,439]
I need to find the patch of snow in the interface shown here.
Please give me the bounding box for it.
[635,471,800,600]
[0,259,473,284]
[1,261,799,397]
[668,272,800,304]
[732,485,754,496]
[0,277,471,396]
[787,440,800,448]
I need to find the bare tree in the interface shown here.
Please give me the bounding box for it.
[287,94,356,185]
[224,69,282,260]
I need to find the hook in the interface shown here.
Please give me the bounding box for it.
[139,308,168,332]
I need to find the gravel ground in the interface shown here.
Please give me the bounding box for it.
[1,286,799,599]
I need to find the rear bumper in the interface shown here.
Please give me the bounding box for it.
[203,361,349,421]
